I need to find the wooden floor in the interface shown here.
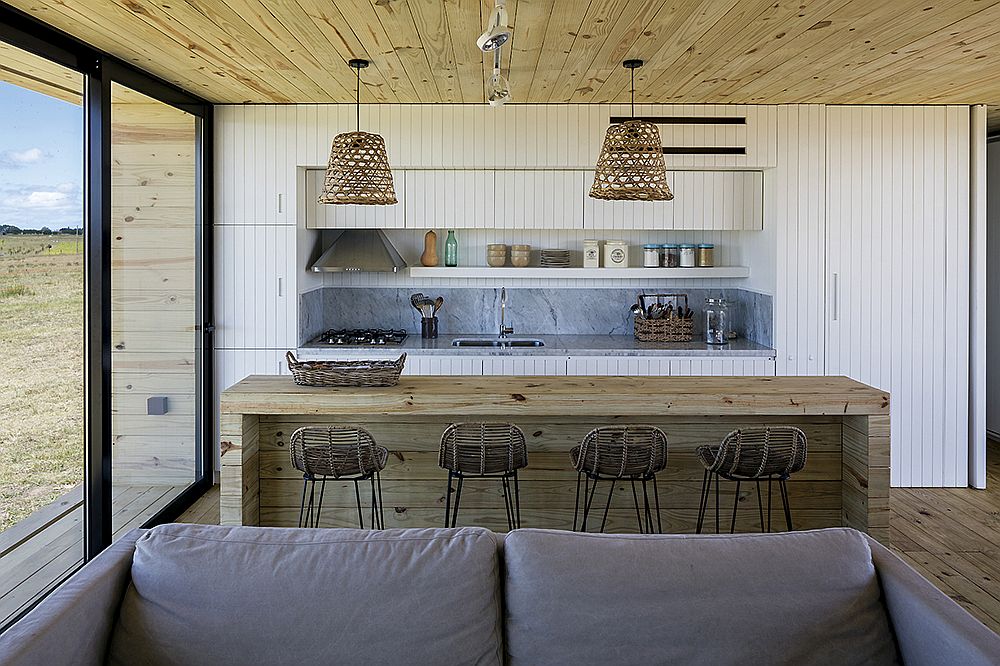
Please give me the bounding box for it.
[178,445,1000,635]
[7,447,997,635]
[0,483,186,630]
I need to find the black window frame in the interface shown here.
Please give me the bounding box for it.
[0,3,215,562]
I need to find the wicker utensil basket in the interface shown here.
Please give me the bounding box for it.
[633,293,694,342]
[286,352,406,387]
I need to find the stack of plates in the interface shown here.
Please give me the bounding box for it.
[540,249,571,268]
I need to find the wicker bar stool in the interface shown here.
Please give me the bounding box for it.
[695,426,807,534]
[439,422,528,530]
[289,426,388,529]
[570,426,668,534]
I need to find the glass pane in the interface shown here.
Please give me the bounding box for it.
[0,41,84,628]
[111,82,200,535]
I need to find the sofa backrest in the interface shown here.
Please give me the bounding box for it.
[107,524,503,666]
[502,528,899,665]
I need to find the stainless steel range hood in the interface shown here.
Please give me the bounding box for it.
[310,229,407,273]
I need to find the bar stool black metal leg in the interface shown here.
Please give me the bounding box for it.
[513,471,521,529]
[779,477,793,531]
[730,480,741,534]
[755,479,765,532]
[501,476,514,531]
[652,476,662,534]
[451,476,464,528]
[375,471,384,529]
[714,472,720,534]
[641,478,653,534]
[369,475,379,530]
[316,477,327,528]
[767,476,773,532]
[697,470,711,533]
[599,479,615,533]
[443,471,453,528]
[573,472,582,531]
[582,475,598,532]
[298,477,309,528]
[630,479,643,533]
[353,479,363,529]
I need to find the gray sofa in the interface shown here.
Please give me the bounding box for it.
[0,525,997,665]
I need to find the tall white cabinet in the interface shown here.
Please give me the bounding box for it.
[825,106,971,487]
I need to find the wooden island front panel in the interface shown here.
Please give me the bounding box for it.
[220,376,890,543]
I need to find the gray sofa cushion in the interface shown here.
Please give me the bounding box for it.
[503,527,899,665]
[107,524,502,666]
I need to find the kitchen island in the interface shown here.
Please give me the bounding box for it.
[220,375,890,543]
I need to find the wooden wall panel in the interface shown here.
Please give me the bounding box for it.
[111,97,198,485]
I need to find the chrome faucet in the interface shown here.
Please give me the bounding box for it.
[499,286,514,339]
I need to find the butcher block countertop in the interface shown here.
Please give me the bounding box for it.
[221,375,889,418]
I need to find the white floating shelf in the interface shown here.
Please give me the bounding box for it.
[406,266,750,279]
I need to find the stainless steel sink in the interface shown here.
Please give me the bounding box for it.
[452,338,545,347]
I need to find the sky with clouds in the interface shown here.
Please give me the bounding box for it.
[0,81,82,230]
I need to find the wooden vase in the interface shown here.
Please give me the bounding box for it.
[421,230,439,267]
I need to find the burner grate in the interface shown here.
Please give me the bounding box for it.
[317,328,408,346]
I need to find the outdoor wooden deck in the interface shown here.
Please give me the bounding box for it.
[0,483,185,629]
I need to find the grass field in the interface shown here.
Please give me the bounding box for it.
[0,235,84,531]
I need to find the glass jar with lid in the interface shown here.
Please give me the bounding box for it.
[642,244,660,268]
[662,244,680,268]
[704,297,730,345]
[696,243,715,267]
[679,244,696,268]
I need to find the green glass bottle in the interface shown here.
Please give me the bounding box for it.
[444,230,458,267]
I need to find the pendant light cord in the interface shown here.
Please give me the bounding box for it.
[356,66,361,131]
[630,66,635,119]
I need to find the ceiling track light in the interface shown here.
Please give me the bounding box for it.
[477,0,510,52]
[318,58,397,206]
[487,49,510,107]
[589,59,673,202]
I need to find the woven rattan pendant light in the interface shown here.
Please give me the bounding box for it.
[318,59,397,206]
[590,60,673,201]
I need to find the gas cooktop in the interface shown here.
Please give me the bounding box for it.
[314,328,408,346]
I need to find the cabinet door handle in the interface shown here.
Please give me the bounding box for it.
[832,272,839,321]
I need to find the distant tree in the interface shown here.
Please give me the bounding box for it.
[0,225,22,235]
[39,226,52,235]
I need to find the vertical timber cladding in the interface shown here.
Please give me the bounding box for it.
[110,87,197,485]
[253,416,844,534]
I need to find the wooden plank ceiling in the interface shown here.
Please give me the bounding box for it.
[5,0,1000,109]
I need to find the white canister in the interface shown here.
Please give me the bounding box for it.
[679,244,696,268]
[604,240,629,268]
[583,239,600,268]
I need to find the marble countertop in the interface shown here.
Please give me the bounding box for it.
[296,334,775,358]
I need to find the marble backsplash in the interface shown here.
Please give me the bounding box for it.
[300,287,773,347]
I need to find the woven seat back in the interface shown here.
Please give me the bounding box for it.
[289,426,386,478]
[708,426,808,479]
[439,422,528,475]
[573,426,668,478]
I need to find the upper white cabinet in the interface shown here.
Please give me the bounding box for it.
[403,170,495,229]
[305,168,406,229]
[582,170,763,230]
[305,167,760,231]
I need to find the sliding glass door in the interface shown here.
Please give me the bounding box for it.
[0,4,213,628]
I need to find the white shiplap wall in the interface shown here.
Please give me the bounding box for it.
[215,103,974,487]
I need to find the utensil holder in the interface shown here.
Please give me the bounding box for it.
[421,316,438,339]
[633,293,694,342]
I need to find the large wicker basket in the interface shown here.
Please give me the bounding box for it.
[633,293,694,343]
[285,351,406,387]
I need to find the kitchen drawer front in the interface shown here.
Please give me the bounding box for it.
[666,357,776,376]
[566,356,775,376]
[304,168,406,229]
[582,170,764,231]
